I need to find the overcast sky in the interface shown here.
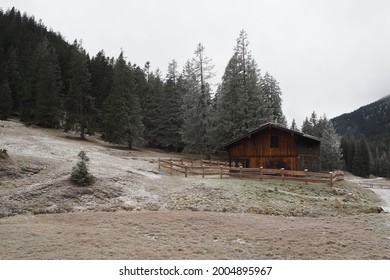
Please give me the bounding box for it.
[3,0,390,126]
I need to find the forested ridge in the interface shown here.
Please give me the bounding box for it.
[332,95,390,177]
[0,8,287,154]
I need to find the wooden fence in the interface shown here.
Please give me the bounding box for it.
[158,158,344,186]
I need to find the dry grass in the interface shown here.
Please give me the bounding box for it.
[0,211,389,259]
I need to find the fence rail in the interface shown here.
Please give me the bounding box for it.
[158,158,344,186]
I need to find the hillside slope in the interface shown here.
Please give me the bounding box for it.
[332,95,390,140]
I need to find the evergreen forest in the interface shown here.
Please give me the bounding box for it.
[3,7,388,177]
[332,95,390,178]
[0,8,286,153]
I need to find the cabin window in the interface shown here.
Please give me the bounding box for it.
[270,135,279,148]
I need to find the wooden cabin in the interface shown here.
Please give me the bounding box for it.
[219,123,321,171]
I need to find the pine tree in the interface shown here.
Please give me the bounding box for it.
[89,50,113,130]
[181,60,201,150]
[65,40,93,139]
[181,43,214,154]
[301,111,322,137]
[260,72,286,126]
[4,47,23,113]
[234,30,267,132]
[104,51,143,148]
[0,80,13,120]
[142,69,164,147]
[160,59,183,151]
[352,138,371,177]
[320,120,342,171]
[70,150,94,186]
[302,113,343,171]
[301,117,313,135]
[33,37,63,127]
[340,137,353,171]
[213,30,269,147]
[126,62,144,149]
[213,54,242,145]
[290,118,299,131]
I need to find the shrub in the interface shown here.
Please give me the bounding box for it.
[0,149,8,159]
[70,151,94,186]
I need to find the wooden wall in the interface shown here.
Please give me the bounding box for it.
[227,127,321,171]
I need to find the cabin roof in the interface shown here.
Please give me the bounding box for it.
[218,122,321,150]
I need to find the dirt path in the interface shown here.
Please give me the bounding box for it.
[345,176,390,212]
[0,211,389,259]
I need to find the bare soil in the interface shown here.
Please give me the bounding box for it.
[0,120,389,259]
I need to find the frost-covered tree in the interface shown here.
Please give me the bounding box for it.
[260,72,287,126]
[320,120,342,171]
[302,113,343,171]
[181,43,214,154]
[213,30,272,146]
[159,59,183,151]
[290,118,299,131]
[70,151,94,186]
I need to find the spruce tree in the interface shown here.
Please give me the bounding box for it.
[0,80,13,120]
[104,51,143,148]
[320,120,342,171]
[340,137,352,171]
[89,50,113,130]
[65,40,93,139]
[290,118,299,131]
[5,47,23,113]
[126,62,144,149]
[182,43,214,154]
[301,117,313,135]
[33,37,63,127]
[260,72,287,126]
[213,30,273,147]
[302,113,343,171]
[181,60,201,150]
[213,54,242,145]
[70,151,94,186]
[160,59,183,151]
[352,138,371,177]
[142,69,164,147]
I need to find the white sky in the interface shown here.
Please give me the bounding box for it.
[2,0,390,126]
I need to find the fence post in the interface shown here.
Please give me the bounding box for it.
[170,160,173,176]
[304,169,308,185]
[260,167,263,181]
[281,168,285,183]
[158,158,161,170]
[202,165,205,178]
[329,172,333,187]
[240,166,243,179]
[220,166,223,179]
[184,164,188,178]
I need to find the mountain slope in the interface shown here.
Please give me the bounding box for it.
[332,95,390,177]
[332,95,390,141]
